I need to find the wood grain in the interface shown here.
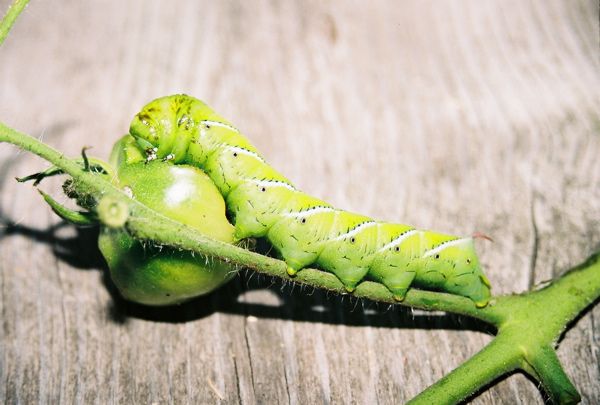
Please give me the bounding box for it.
[1,0,599,403]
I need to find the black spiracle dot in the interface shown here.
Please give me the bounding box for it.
[350,237,355,243]
[233,152,238,157]
[394,246,400,252]
[467,259,471,264]
[435,254,440,259]
[301,218,307,224]
[261,187,266,192]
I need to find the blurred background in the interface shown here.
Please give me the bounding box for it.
[0,1,599,403]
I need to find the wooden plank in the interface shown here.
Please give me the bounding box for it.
[1,0,599,403]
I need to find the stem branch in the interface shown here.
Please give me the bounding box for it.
[524,345,581,404]
[0,0,29,46]
[407,337,520,405]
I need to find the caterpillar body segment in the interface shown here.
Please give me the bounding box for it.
[316,219,379,291]
[226,183,303,239]
[129,94,492,307]
[203,146,289,195]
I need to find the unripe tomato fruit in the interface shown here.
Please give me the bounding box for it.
[98,136,236,305]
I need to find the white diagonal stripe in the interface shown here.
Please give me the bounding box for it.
[201,120,240,132]
[332,221,378,241]
[249,179,296,191]
[225,145,265,162]
[283,206,336,218]
[422,237,471,258]
[377,229,418,252]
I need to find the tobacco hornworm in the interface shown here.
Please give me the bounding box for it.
[129,94,492,306]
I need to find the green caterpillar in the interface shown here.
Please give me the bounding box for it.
[129,94,492,307]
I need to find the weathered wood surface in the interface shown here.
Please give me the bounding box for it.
[1,0,599,403]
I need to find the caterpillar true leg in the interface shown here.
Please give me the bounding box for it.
[128,94,492,306]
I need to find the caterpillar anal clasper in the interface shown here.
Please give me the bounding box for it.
[130,94,492,307]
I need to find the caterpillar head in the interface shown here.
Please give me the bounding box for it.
[422,238,491,307]
[129,95,209,164]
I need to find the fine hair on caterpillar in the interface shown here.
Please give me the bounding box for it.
[129,94,492,307]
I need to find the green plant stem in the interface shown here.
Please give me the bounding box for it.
[407,337,520,405]
[409,253,599,404]
[2,122,599,404]
[0,0,29,46]
[525,345,581,404]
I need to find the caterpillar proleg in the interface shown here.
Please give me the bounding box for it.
[129,95,492,307]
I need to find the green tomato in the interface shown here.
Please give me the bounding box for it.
[98,135,236,305]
